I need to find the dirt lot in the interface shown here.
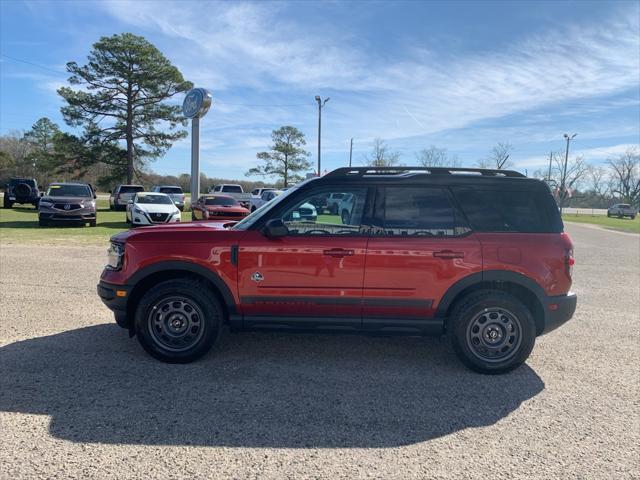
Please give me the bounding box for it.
[0,223,638,479]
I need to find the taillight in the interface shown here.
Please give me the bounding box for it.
[565,248,574,278]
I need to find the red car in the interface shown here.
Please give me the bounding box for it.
[98,167,576,374]
[191,194,250,221]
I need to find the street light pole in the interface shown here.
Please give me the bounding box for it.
[315,95,330,175]
[560,133,577,214]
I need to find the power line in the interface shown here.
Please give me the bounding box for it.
[1,53,67,75]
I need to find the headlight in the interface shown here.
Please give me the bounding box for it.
[173,210,181,216]
[106,242,125,270]
[134,207,143,214]
[39,201,54,208]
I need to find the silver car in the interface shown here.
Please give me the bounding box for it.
[151,185,186,211]
[607,203,637,219]
[38,183,97,227]
[109,185,144,211]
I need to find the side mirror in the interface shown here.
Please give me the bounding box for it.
[108,190,112,194]
[39,192,44,197]
[127,200,133,205]
[93,194,97,199]
[262,218,288,238]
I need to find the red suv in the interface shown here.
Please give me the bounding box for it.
[98,167,577,374]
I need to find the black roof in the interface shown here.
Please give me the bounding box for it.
[311,166,543,188]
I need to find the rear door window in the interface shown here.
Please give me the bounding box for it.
[452,187,561,233]
[381,187,469,237]
[120,186,144,193]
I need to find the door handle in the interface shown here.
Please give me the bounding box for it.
[323,248,354,258]
[433,250,464,259]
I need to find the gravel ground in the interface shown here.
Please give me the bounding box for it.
[0,223,638,479]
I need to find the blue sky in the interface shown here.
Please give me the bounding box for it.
[1,0,639,180]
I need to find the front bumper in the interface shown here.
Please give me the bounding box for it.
[131,211,181,225]
[541,292,577,335]
[97,280,132,329]
[39,210,96,223]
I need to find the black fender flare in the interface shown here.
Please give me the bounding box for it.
[127,260,237,314]
[435,270,546,318]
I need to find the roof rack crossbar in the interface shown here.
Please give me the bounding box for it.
[324,167,525,178]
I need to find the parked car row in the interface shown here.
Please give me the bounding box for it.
[1,178,98,227]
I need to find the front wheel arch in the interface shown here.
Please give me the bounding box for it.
[126,268,233,331]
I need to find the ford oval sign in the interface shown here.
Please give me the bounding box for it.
[182,88,212,119]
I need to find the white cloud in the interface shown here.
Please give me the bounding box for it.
[99,1,639,147]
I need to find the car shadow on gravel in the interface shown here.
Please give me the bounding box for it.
[0,324,544,448]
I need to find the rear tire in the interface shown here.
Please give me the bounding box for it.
[449,290,536,374]
[134,279,223,363]
[3,196,12,209]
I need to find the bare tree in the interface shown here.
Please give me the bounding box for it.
[416,145,461,167]
[552,152,588,208]
[607,147,640,207]
[364,138,400,167]
[477,142,514,169]
[586,165,611,204]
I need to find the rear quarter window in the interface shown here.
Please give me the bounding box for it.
[452,186,561,233]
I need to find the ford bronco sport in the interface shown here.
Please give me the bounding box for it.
[98,167,577,374]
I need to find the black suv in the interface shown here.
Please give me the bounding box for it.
[3,177,40,209]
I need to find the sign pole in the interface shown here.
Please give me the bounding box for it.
[182,87,212,211]
[190,117,200,205]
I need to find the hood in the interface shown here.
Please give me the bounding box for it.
[42,195,94,203]
[111,220,236,243]
[205,205,249,213]
[134,203,179,214]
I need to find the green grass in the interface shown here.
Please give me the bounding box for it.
[0,199,192,245]
[562,214,640,234]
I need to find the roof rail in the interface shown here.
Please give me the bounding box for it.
[324,166,525,178]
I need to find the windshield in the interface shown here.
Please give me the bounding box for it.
[136,194,173,205]
[119,186,144,193]
[232,186,300,230]
[221,185,243,193]
[205,197,238,206]
[159,187,183,194]
[47,184,91,197]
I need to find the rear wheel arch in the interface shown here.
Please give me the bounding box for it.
[126,262,236,326]
[438,271,546,335]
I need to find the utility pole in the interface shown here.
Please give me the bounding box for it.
[349,138,353,167]
[547,151,553,184]
[315,95,330,175]
[560,133,577,214]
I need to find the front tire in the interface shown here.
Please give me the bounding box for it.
[134,279,223,363]
[449,291,536,374]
